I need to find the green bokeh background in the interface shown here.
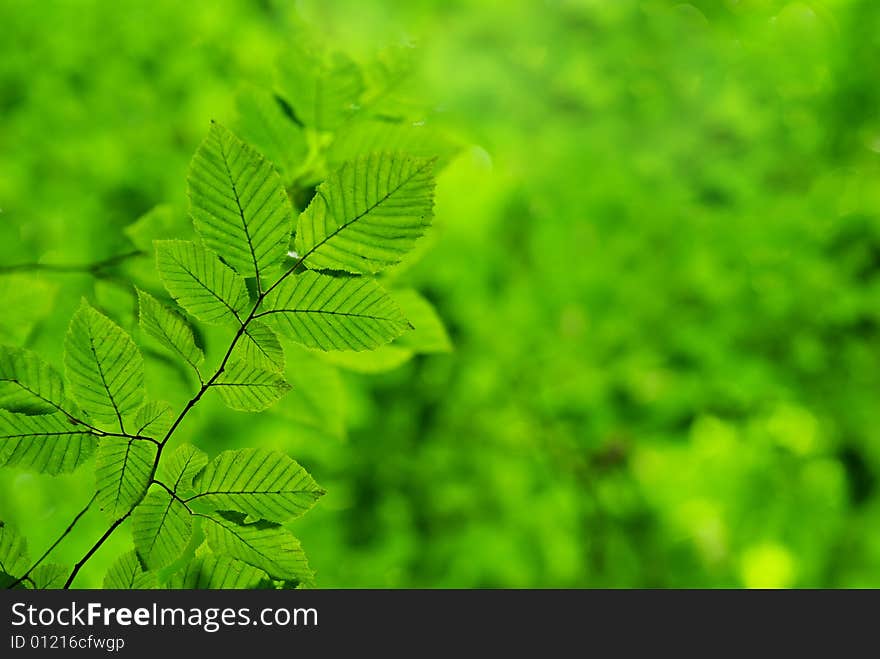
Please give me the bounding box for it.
[2,0,880,587]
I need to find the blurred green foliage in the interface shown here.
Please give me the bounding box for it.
[2,0,880,587]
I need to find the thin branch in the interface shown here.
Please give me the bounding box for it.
[97,431,160,445]
[0,250,144,275]
[151,479,192,511]
[6,493,98,589]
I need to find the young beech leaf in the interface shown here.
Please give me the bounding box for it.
[132,487,193,570]
[157,516,206,582]
[137,288,204,370]
[104,550,157,589]
[294,153,436,274]
[259,271,410,351]
[95,437,157,518]
[234,321,285,373]
[213,360,291,412]
[0,346,66,415]
[190,448,324,523]
[29,563,68,589]
[166,553,269,590]
[134,401,174,439]
[155,240,249,325]
[0,411,97,474]
[0,522,29,588]
[275,42,364,132]
[235,86,308,181]
[159,443,208,496]
[188,123,294,288]
[64,300,145,429]
[202,512,313,584]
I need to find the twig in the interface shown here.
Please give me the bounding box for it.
[0,251,144,275]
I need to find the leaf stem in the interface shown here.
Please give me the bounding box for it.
[150,479,192,511]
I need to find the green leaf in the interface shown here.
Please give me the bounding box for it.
[0,411,97,474]
[155,240,250,324]
[95,437,157,518]
[132,487,193,570]
[30,563,68,589]
[235,85,308,181]
[259,271,410,351]
[235,321,285,373]
[137,288,204,370]
[294,153,435,273]
[203,513,313,584]
[392,289,452,353]
[103,550,157,589]
[276,42,364,132]
[167,554,269,589]
[0,522,29,588]
[188,123,294,288]
[0,346,66,415]
[64,300,145,428]
[159,443,208,495]
[213,360,291,412]
[190,448,324,523]
[134,401,174,439]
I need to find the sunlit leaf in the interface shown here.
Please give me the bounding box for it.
[260,271,410,351]
[155,240,250,324]
[0,346,67,415]
[137,288,204,371]
[188,123,294,287]
[95,437,157,518]
[132,487,193,570]
[103,550,157,589]
[190,448,324,523]
[167,553,269,589]
[0,522,29,588]
[213,360,290,412]
[64,300,145,428]
[0,411,97,474]
[203,512,313,585]
[159,443,209,496]
[295,153,436,274]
